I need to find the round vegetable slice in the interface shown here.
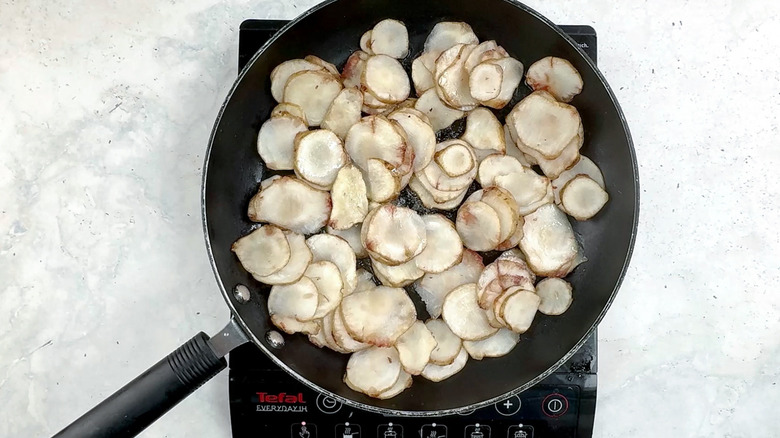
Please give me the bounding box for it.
[469,62,503,101]
[365,158,401,203]
[326,225,367,259]
[387,110,436,172]
[435,46,480,110]
[526,56,584,103]
[267,276,319,322]
[465,187,519,244]
[329,164,369,230]
[308,320,329,347]
[283,69,343,126]
[501,290,541,333]
[480,57,524,109]
[345,115,408,171]
[463,328,519,360]
[425,319,463,366]
[552,155,605,204]
[304,55,340,77]
[345,346,401,396]
[415,215,463,274]
[435,142,475,177]
[270,59,321,103]
[536,277,573,316]
[271,315,320,335]
[414,171,468,203]
[254,231,312,285]
[408,174,469,210]
[424,21,479,57]
[376,370,412,399]
[256,115,308,171]
[322,87,363,140]
[412,52,437,96]
[232,225,291,278]
[371,257,424,288]
[363,55,410,104]
[361,204,427,265]
[332,307,371,352]
[519,203,580,277]
[421,140,477,192]
[294,129,347,189]
[342,50,369,88]
[476,258,536,310]
[415,249,483,319]
[307,261,344,319]
[421,346,468,382]
[322,312,350,353]
[369,19,409,59]
[461,108,506,159]
[506,91,580,159]
[464,40,506,72]
[456,201,501,252]
[271,102,308,125]
[340,286,417,346]
[560,175,609,220]
[248,176,331,235]
[307,233,358,294]
[414,89,465,131]
[442,283,499,341]
[396,321,437,375]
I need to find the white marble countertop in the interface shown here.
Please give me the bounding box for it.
[1,0,779,437]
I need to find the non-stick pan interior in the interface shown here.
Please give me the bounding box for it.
[203,0,638,415]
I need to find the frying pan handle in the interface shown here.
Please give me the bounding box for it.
[54,322,248,438]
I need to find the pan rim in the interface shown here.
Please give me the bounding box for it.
[201,0,639,416]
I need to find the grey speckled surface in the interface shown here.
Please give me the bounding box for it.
[1,1,779,437]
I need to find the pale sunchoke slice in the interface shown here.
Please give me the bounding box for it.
[304,55,340,77]
[552,155,605,204]
[307,234,358,294]
[360,30,374,54]
[326,225,367,259]
[414,214,464,274]
[341,286,417,346]
[456,201,501,252]
[421,346,468,382]
[415,89,465,131]
[328,165,369,230]
[436,46,480,110]
[256,115,308,171]
[369,19,409,59]
[322,312,350,353]
[363,55,411,104]
[272,315,320,335]
[371,257,423,288]
[248,176,331,234]
[408,174,469,210]
[496,216,525,251]
[476,258,536,310]
[396,321,438,375]
[469,62,503,101]
[283,69,343,126]
[520,203,579,277]
[361,204,427,265]
[465,187,519,244]
[503,124,534,167]
[476,154,526,186]
[526,56,584,103]
[421,140,477,192]
[506,91,580,159]
[435,142,475,178]
[493,171,553,216]
[463,328,519,360]
[461,107,506,159]
[560,175,609,220]
[529,124,583,179]
[412,52,437,96]
[270,59,321,103]
[387,110,436,172]
[492,287,518,327]
[415,170,468,203]
[424,22,479,57]
[332,307,371,352]
[271,102,308,125]
[536,277,573,316]
[464,40,506,72]
[307,261,344,319]
[480,57,524,109]
[345,346,401,396]
[294,129,347,189]
[254,231,312,285]
[322,87,363,140]
[425,319,463,365]
[345,115,407,171]
[442,283,499,341]
[501,290,541,333]
[376,370,412,399]
[365,159,401,203]
[232,225,291,279]
[415,250,483,319]
[354,268,377,294]
[268,276,319,322]
[308,320,329,347]
[342,50,369,88]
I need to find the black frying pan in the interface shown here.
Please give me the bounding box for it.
[55,0,638,436]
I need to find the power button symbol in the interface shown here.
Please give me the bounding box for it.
[316,394,342,414]
[541,394,569,418]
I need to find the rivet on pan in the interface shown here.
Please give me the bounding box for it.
[266,330,285,349]
[233,284,251,303]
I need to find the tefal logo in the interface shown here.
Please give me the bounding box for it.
[256,392,306,404]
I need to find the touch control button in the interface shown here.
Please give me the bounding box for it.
[315,394,342,414]
[494,395,522,416]
[541,393,569,418]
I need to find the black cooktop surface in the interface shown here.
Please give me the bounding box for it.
[229,19,598,438]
